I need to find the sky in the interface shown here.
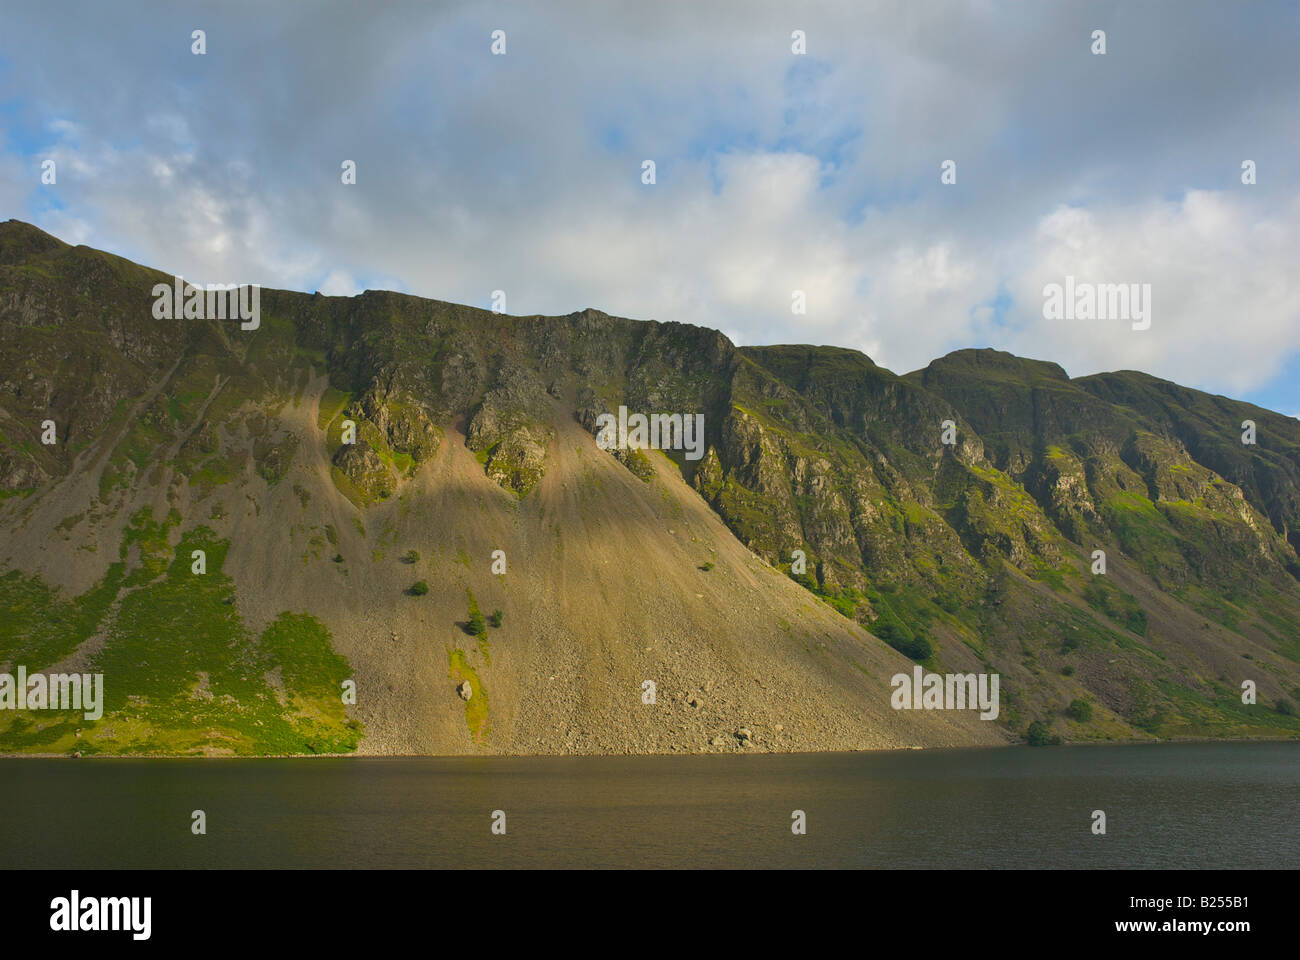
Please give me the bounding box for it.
[2,0,1299,414]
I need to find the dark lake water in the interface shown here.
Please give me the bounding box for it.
[2,742,1296,869]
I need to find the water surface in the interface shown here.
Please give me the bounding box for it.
[2,742,1295,868]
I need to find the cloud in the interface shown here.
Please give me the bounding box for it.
[1003,191,1300,393]
[1,0,1298,409]
[317,270,361,297]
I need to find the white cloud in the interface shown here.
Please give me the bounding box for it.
[1004,191,1300,392]
[2,0,1298,408]
[317,270,360,297]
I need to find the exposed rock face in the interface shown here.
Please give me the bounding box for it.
[333,441,397,502]
[911,348,1300,581]
[482,426,549,496]
[0,450,49,492]
[457,681,473,702]
[466,363,556,496]
[362,390,442,463]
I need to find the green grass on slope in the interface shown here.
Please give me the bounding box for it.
[0,563,124,670]
[448,648,488,744]
[0,511,360,755]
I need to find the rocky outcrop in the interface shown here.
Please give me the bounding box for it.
[332,441,397,502]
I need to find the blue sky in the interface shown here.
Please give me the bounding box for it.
[1,0,1298,415]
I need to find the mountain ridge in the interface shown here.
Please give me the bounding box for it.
[2,219,1298,756]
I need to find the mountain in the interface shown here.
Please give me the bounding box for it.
[1,219,1297,756]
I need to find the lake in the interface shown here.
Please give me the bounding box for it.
[2,742,1296,868]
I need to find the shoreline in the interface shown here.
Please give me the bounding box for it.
[3,733,1298,760]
